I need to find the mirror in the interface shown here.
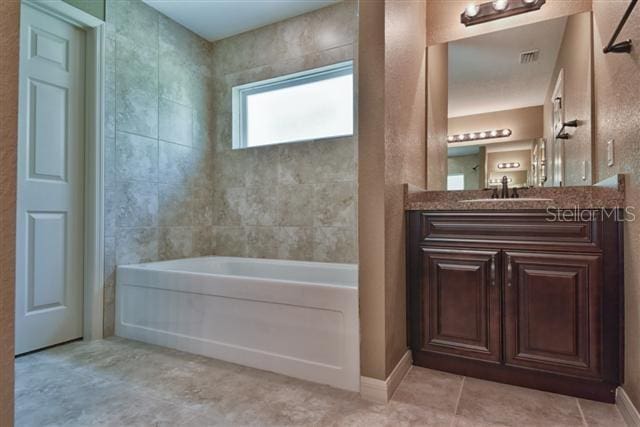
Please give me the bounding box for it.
[443,11,593,190]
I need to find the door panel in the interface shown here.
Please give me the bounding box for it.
[504,251,602,378]
[15,5,85,354]
[419,248,502,362]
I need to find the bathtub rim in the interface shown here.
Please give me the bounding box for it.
[117,256,358,289]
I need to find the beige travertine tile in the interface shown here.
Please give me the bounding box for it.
[116,180,158,227]
[314,181,356,227]
[213,188,247,226]
[158,183,194,226]
[578,398,626,427]
[277,184,315,227]
[211,226,247,257]
[246,227,280,259]
[278,227,314,260]
[455,377,585,427]
[313,227,357,263]
[244,186,279,226]
[158,227,193,260]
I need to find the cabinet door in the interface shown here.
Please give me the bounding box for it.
[504,251,602,378]
[417,248,502,363]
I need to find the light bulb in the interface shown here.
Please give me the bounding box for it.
[465,3,480,17]
[490,130,498,137]
[458,134,465,140]
[448,135,454,142]
[469,133,476,139]
[479,132,487,138]
[523,0,537,4]
[502,129,510,136]
[492,0,509,11]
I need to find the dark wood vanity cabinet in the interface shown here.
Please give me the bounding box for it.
[407,211,623,403]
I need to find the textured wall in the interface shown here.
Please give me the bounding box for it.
[358,0,387,381]
[0,1,19,423]
[448,106,544,143]
[103,0,215,335]
[208,1,357,263]
[543,11,593,186]
[383,0,427,376]
[358,0,427,380]
[592,0,640,410]
[426,43,448,191]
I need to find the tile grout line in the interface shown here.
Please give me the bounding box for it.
[576,398,588,427]
[450,376,466,427]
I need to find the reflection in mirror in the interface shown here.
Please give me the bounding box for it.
[445,11,592,190]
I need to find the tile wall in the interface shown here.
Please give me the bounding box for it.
[103,0,215,335]
[209,1,358,263]
[103,0,357,336]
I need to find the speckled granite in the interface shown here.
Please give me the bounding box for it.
[405,175,625,211]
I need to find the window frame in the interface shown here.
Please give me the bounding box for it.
[232,60,354,149]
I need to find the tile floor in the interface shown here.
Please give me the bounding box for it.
[15,338,627,426]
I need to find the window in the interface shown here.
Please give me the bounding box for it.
[232,61,354,149]
[447,174,465,191]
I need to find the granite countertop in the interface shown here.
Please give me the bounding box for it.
[404,175,626,211]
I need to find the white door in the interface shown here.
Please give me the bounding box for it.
[15,4,85,355]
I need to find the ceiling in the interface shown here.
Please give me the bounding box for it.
[142,0,339,42]
[448,15,568,118]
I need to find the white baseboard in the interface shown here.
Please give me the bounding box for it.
[617,387,640,426]
[360,350,412,404]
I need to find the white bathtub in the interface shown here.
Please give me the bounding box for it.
[115,257,360,391]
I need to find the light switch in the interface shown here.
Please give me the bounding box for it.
[607,140,615,167]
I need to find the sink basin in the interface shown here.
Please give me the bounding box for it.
[460,198,554,203]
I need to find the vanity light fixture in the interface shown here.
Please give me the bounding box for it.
[489,177,512,184]
[497,161,521,169]
[460,0,546,27]
[465,3,480,18]
[448,128,512,143]
[492,0,509,11]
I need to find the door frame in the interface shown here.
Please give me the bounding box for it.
[21,0,105,341]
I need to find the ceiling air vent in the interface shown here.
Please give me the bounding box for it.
[519,49,540,64]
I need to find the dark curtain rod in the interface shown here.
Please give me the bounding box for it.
[603,0,637,54]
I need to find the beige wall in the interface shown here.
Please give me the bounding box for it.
[426,0,592,45]
[383,0,427,376]
[0,1,18,424]
[426,43,448,191]
[543,11,593,186]
[209,1,357,263]
[592,0,640,409]
[449,106,544,144]
[358,0,427,380]
[358,0,387,380]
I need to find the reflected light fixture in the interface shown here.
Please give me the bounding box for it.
[461,0,545,26]
[448,128,512,143]
[489,177,513,184]
[497,162,521,169]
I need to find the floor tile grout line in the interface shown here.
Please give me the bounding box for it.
[576,398,589,427]
[450,376,466,427]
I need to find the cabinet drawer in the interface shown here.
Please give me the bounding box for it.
[420,212,599,249]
